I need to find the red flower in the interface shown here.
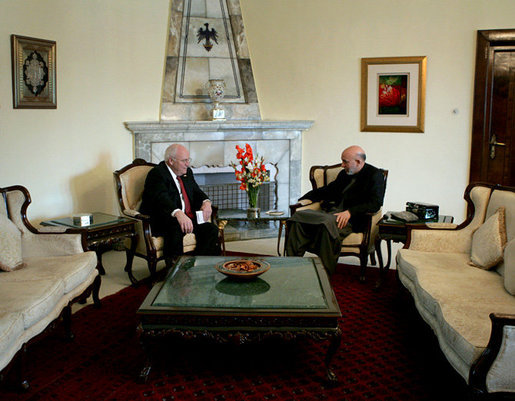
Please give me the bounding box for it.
[379,84,402,107]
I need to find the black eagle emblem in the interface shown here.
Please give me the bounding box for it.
[197,23,218,52]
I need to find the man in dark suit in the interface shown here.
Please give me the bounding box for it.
[140,144,221,263]
[285,145,385,274]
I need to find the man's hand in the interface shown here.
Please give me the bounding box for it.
[175,211,194,233]
[200,200,212,222]
[334,210,351,229]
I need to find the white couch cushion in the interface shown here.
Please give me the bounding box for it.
[0,214,24,272]
[470,207,507,269]
[504,239,515,295]
[0,279,65,329]
[14,252,97,293]
[0,311,24,370]
[397,249,515,369]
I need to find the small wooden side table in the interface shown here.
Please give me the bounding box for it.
[41,212,137,275]
[375,213,454,273]
[216,209,290,256]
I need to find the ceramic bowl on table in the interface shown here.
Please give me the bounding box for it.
[215,259,270,280]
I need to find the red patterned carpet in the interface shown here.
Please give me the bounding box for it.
[1,263,471,401]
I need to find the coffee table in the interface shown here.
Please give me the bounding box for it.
[41,212,137,276]
[137,255,342,383]
[216,208,290,255]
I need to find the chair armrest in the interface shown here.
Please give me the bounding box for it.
[289,199,321,215]
[470,313,515,394]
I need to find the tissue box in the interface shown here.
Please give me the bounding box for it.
[72,213,93,227]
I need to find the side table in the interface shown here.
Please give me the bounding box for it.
[41,212,137,275]
[216,209,290,256]
[375,213,454,276]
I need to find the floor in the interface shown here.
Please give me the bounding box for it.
[73,237,400,313]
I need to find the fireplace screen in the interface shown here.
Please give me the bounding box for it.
[193,164,278,211]
[200,182,276,210]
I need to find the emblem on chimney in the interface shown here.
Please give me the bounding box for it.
[197,23,218,52]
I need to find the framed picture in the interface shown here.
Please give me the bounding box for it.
[361,56,426,133]
[11,35,57,109]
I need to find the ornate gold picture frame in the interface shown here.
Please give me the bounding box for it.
[11,35,57,109]
[361,56,426,133]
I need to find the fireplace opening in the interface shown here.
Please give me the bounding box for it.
[193,164,278,211]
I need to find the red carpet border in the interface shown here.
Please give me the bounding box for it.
[0,263,470,401]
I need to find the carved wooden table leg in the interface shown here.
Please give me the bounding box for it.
[137,326,153,383]
[325,326,342,383]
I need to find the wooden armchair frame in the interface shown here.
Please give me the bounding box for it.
[113,159,162,283]
[289,164,388,281]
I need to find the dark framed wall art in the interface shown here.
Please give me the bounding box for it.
[11,35,57,109]
[361,56,426,133]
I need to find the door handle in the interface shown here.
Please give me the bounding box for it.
[489,134,506,159]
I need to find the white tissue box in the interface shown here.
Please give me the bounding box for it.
[72,213,93,227]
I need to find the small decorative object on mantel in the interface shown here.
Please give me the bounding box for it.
[207,79,226,120]
[230,143,269,218]
[11,35,57,109]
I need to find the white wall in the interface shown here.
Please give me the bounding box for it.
[241,0,515,223]
[0,0,169,220]
[1,0,514,225]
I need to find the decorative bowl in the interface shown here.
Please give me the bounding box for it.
[215,258,270,280]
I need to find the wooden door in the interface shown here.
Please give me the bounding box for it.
[470,30,515,186]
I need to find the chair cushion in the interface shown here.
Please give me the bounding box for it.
[470,207,507,269]
[119,165,153,211]
[504,239,515,295]
[0,214,25,272]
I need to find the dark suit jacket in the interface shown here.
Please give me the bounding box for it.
[300,163,385,232]
[139,161,208,236]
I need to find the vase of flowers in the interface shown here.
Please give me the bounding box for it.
[230,143,269,218]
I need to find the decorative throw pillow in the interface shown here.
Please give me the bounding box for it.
[469,207,507,269]
[0,214,25,272]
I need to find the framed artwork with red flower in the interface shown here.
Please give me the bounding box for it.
[11,35,57,109]
[361,56,426,132]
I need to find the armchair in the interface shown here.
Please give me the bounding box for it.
[113,158,197,284]
[289,164,388,281]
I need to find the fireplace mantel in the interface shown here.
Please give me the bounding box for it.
[125,120,314,213]
[125,120,313,134]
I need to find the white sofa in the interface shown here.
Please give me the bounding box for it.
[0,185,100,390]
[396,183,515,397]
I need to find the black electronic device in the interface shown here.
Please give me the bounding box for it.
[406,202,439,220]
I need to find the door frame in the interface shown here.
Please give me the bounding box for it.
[470,29,515,184]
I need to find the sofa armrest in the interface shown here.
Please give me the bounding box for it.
[404,224,475,253]
[470,313,515,395]
[21,230,86,257]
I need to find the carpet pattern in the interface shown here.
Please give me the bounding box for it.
[1,263,471,401]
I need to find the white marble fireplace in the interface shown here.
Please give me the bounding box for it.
[125,120,313,214]
[124,1,314,240]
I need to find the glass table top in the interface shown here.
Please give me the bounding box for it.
[151,256,329,310]
[41,212,131,229]
[217,208,290,221]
